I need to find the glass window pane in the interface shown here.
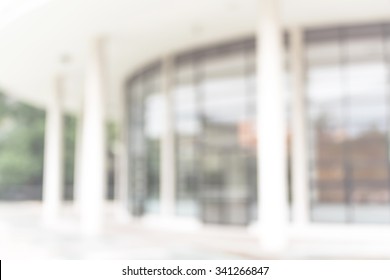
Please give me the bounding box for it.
[174,40,257,224]
[307,24,390,224]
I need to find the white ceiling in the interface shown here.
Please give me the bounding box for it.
[0,0,389,119]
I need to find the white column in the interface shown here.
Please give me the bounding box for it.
[42,76,64,226]
[73,107,83,208]
[290,27,309,226]
[79,38,107,235]
[114,87,130,223]
[113,140,130,222]
[160,56,176,217]
[257,0,289,253]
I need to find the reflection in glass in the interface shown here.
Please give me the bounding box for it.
[307,24,390,223]
[174,39,258,225]
[127,64,162,215]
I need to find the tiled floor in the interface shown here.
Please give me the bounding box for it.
[0,202,261,259]
[1,202,390,259]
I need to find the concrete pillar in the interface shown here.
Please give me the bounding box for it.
[113,140,130,222]
[73,107,83,208]
[257,0,289,253]
[114,85,130,223]
[42,76,64,226]
[79,38,107,235]
[160,56,176,217]
[290,27,309,226]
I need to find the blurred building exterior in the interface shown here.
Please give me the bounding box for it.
[1,0,390,256]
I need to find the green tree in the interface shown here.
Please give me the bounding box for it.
[0,94,78,200]
[0,101,45,187]
[0,92,116,200]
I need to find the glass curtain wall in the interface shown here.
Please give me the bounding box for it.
[125,37,291,225]
[127,63,162,216]
[307,23,390,223]
[174,39,257,225]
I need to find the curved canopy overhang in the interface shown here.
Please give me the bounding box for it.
[0,0,390,119]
